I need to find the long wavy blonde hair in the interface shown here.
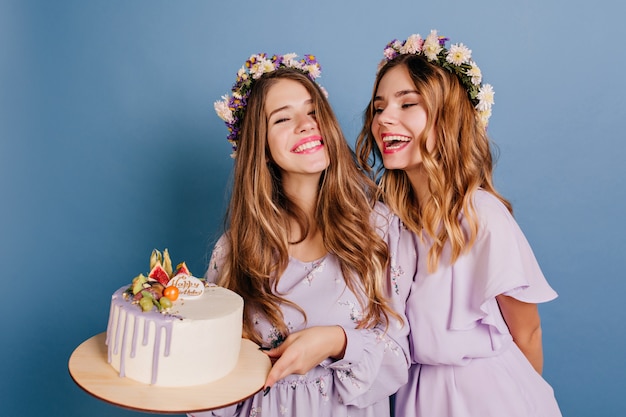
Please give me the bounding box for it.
[356,54,512,273]
[217,68,398,345]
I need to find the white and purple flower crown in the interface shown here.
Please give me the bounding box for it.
[214,53,325,158]
[380,30,494,127]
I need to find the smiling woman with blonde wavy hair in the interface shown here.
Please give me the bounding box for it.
[356,30,562,417]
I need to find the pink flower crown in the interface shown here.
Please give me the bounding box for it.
[214,53,325,158]
[380,30,494,127]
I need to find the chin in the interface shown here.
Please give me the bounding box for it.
[381,157,409,171]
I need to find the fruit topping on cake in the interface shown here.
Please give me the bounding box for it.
[148,263,170,286]
[125,248,202,312]
[174,261,191,276]
[163,286,180,301]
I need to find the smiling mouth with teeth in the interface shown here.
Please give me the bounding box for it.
[293,140,323,153]
[383,135,411,150]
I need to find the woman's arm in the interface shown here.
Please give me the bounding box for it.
[262,325,347,388]
[262,321,410,408]
[496,294,544,374]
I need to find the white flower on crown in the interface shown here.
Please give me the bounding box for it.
[446,43,472,66]
[466,61,482,85]
[214,96,234,123]
[305,64,321,78]
[249,64,262,79]
[248,56,268,79]
[284,54,301,70]
[423,30,442,61]
[476,84,494,111]
[383,47,396,60]
[479,107,492,127]
[251,59,275,78]
[401,34,423,54]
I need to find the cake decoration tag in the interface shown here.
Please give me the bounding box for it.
[167,274,205,299]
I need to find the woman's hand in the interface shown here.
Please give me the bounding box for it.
[262,325,347,390]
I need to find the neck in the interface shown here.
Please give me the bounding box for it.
[405,166,430,205]
[282,172,327,262]
[282,172,321,219]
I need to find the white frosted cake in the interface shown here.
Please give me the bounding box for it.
[105,249,244,387]
[106,283,243,387]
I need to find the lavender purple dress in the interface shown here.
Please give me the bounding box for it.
[190,203,416,417]
[395,190,562,417]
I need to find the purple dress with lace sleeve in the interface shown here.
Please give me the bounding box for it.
[190,203,415,417]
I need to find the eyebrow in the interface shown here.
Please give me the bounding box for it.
[268,105,290,119]
[267,99,314,119]
[374,89,419,102]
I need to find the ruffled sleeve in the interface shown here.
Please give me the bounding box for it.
[320,203,415,408]
[449,191,558,333]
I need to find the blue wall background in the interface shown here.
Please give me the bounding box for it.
[1,1,623,416]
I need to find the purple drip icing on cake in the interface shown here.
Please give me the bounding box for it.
[105,288,175,385]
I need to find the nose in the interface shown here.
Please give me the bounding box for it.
[296,112,317,132]
[376,108,395,127]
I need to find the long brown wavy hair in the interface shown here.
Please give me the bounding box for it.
[217,68,398,345]
[356,54,512,273]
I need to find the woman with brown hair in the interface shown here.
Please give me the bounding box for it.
[194,53,416,417]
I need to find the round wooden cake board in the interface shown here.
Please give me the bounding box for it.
[68,333,271,414]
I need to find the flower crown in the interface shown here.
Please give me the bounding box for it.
[214,53,325,158]
[379,30,494,127]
